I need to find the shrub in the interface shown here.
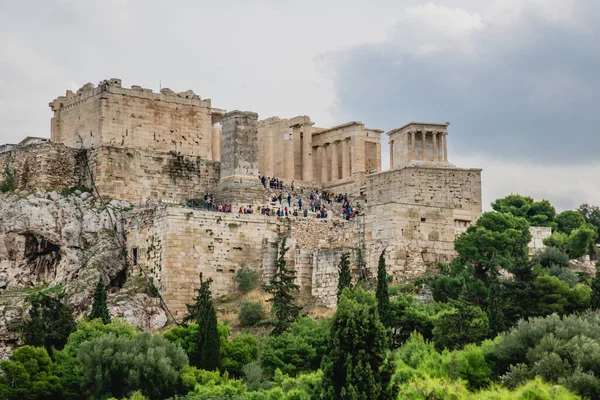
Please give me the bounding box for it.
[235,265,259,292]
[78,332,188,400]
[548,264,580,287]
[493,311,600,398]
[535,247,570,269]
[239,301,264,327]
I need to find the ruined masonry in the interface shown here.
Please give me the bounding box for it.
[0,78,483,314]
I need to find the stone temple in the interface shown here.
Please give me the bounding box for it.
[0,78,482,315]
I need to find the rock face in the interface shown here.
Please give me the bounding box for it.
[0,190,167,358]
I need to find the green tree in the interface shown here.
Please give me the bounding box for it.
[21,292,76,355]
[78,332,187,400]
[376,249,391,327]
[591,263,600,310]
[491,194,533,219]
[319,288,396,400]
[487,282,506,336]
[53,319,135,400]
[89,278,110,324]
[337,252,352,301]
[432,296,489,350]
[555,210,586,235]
[185,273,221,370]
[578,203,600,242]
[264,238,301,335]
[0,346,62,400]
[454,211,531,281]
[567,223,598,258]
[261,317,330,376]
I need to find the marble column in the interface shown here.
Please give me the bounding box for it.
[302,123,312,182]
[443,134,448,161]
[341,139,349,179]
[321,144,329,183]
[331,141,339,180]
[284,129,294,180]
[411,131,416,159]
[433,132,438,162]
[389,140,394,169]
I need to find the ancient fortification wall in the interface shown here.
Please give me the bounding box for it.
[49,79,220,159]
[0,142,85,192]
[125,206,361,315]
[87,146,220,203]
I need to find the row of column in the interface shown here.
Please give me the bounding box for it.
[409,131,448,162]
[283,123,313,182]
[316,138,352,183]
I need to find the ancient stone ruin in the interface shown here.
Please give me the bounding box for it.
[1,78,483,316]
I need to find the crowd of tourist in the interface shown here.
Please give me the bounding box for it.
[198,180,359,221]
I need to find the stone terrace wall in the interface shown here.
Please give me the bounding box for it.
[87,146,220,203]
[0,142,85,192]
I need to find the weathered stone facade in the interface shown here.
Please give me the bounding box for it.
[0,78,487,310]
[49,78,223,159]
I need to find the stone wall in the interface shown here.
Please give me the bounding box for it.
[528,226,552,256]
[50,79,220,159]
[125,206,361,315]
[0,142,85,192]
[87,146,220,203]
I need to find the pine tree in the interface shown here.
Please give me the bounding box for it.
[264,238,301,335]
[184,273,221,370]
[21,292,76,355]
[376,249,391,327]
[591,262,600,310]
[320,288,397,400]
[89,278,111,324]
[337,252,352,302]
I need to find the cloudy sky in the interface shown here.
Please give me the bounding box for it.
[1,0,598,210]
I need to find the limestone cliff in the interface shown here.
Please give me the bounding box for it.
[0,190,167,358]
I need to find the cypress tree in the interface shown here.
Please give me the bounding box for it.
[376,249,391,327]
[320,288,397,400]
[486,282,506,335]
[185,273,221,370]
[89,278,111,324]
[591,262,600,310]
[21,292,76,355]
[337,252,352,302]
[264,238,301,335]
[198,303,221,371]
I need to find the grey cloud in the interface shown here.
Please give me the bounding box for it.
[326,0,600,164]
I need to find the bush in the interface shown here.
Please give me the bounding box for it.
[235,265,259,292]
[242,361,268,392]
[535,247,570,269]
[548,264,580,287]
[239,301,264,327]
[493,311,600,398]
[78,332,188,400]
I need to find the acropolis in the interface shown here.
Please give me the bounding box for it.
[0,78,482,314]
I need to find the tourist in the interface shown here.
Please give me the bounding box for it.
[303,208,308,217]
[298,198,303,210]
[287,193,292,207]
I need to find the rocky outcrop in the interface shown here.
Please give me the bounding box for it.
[0,189,167,358]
